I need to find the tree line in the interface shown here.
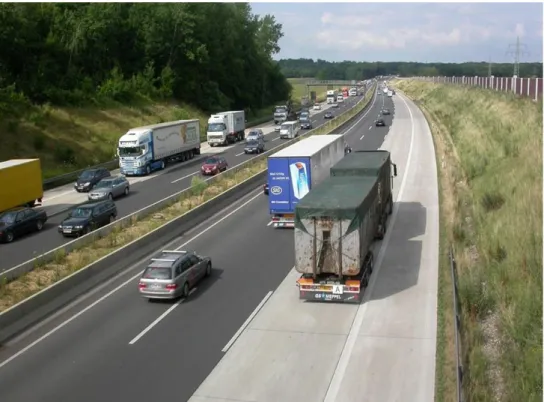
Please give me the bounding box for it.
[0,3,291,116]
[279,58,543,80]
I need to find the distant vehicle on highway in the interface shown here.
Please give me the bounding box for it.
[74,168,111,192]
[0,207,48,243]
[331,103,339,108]
[201,156,228,176]
[58,200,117,237]
[313,104,321,111]
[88,176,130,201]
[299,112,313,129]
[375,118,386,127]
[263,183,269,195]
[245,128,264,142]
[138,250,212,300]
[0,159,43,214]
[244,138,265,154]
[344,143,352,154]
[324,111,334,119]
[382,109,391,115]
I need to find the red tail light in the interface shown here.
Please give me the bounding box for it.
[165,284,177,290]
[346,286,360,292]
[138,282,146,289]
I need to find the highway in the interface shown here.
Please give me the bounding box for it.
[0,91,412,402]
[0,95,363,273]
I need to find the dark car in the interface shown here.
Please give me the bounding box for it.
[74,168,111,192]
[375,118,386,127]
[263,183,269,195]
[59,200,117,237]
[201,156,228,176]
[299,112,313,129]
[244,138,265,154]
[344,143,352,154]
[382,109,391,115]
[0,207,48,243]
[324,112,334,119]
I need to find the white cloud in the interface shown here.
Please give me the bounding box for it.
[514,23,526,38]
[320,12,372,27]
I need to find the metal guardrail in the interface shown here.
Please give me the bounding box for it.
[449,245,465,402]
[2,88,375,284]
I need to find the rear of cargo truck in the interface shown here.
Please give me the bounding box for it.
[0,159,43,214]
[267,135,345,228]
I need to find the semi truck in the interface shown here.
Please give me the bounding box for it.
[267,134,345,228]
[0,159,43,213]
[326,90,337,104]
[294,151,398,303]
[118,120,200,176]
[206,110,246,146]
[274,105,289,125]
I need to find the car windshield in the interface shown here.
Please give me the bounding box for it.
[300,113,309,119]
[205,158,219,165]
[0,212,16,224]
[79,170,96,180]
[143,267,172,280]
[280,124,290,131]
[247,132,258,137]
[70,207,93,218]
[118,146,144,157]
[246,139,258,146]
[95,180,114,189]
[275,107,286,114]
[208,123,226,132]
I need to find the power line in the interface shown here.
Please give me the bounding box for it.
[505,36,530,77]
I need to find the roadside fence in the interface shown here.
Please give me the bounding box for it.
[449,245,465,402]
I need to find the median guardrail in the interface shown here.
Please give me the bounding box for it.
[0,85,376,343]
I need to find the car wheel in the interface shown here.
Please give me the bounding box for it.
[108,193,113,200]
[182,282,190,298]
[36,220,44,231]
[5,231,14,243]
[124,187,129,196]
[84,226,91,235]
[205,262,212,277]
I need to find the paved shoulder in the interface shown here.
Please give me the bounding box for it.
[187,92,440,402]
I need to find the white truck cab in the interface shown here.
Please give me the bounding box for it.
[279,121,301,139]
[206,111,245,146]
[337,94,344,103]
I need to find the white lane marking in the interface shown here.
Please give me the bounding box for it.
[221,290,273,353]
[360,134,365,140]
[266,221,273,227]
[235,152,245,157]
[272,137,280,141]
[128,287,197,345]
[171,170,200,184]
[0,190,264,369]
[323,93,416,402]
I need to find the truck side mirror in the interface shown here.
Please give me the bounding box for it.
[393,163,398,177]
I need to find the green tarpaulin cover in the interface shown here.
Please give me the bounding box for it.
[330,150,390,178]
[294,175,378,234]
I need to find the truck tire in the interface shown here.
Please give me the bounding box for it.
[146,165,151,175]
[160,160,166,170]
[387,196,393,215]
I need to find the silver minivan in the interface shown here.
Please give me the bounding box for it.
[279,121,301,139]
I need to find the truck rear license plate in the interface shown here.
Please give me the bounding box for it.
[332,285,344,295]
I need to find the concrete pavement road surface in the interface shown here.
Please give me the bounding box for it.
[0,96,361,274]
[0,90,404,402]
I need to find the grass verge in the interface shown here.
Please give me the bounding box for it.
[0,86,375,313]
[392,79,542,402]
[288,78,329,104]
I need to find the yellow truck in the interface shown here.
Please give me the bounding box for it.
[0,159,44,213]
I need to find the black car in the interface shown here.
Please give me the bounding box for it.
[59,200,117,237]
[344,143,352,154]
[0,207,48,243]
[324,112,334,119]
[382,109,391,115]
[244,138,265,154]
[75,168,111,192]
[263,183,269,195]
[375,119,386,127]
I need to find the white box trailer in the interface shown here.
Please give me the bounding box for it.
[118,119,201,176]
[207,110,246,146]
[266,134,345,228]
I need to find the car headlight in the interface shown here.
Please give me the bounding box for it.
[85,182,91,186]
[58,225,62,229]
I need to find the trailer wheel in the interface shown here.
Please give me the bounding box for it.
[387,196,393,215]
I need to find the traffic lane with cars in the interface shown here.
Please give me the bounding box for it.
[0,91,388,402]
[351,94,396,151]
[0,98,358,272]
[0,191,298,402]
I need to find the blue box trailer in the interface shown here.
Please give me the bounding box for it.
[266,134,345,228]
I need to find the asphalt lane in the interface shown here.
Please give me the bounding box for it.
[0,97,361,272]
[0,90,393,402]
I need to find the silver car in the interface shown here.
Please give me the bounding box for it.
[245,128,264,142]
[88,176,130,201]
[138,250,212,300]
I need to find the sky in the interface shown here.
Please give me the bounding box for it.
[250,2,544,63]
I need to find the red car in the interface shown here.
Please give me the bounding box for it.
[201,156,228,176]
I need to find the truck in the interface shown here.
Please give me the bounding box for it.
[349,87,357,96]
[294,151,398,303]
[206,111,246,146]
[342,87,349,98]
[0,159,43,214]
[266,134,345,228]
[326,90,337,104]
[118,120,201,176]
[274,105,289,125]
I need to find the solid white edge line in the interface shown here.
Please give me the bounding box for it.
[323,92,416,402]
[221,290,273,353]
[0,190,264,369]
[128,287,197,345]
[235,152,245,157]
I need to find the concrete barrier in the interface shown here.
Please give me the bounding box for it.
[0,171,266,344]
[1,88,374,284]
